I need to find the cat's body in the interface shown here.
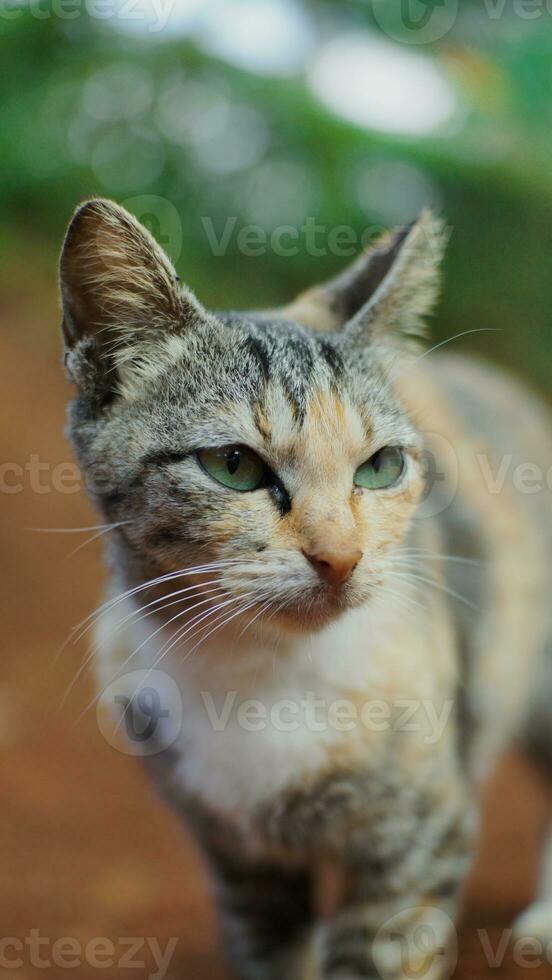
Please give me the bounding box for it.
[60,200,552,979]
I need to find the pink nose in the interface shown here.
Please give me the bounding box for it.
[304,549,362,587]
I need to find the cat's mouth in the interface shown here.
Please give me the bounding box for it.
[251,583,357,634]
[211,560,368,635]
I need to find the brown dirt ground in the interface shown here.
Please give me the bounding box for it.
[1,272,551,979]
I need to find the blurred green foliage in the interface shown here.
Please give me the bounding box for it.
[1,1,551,390]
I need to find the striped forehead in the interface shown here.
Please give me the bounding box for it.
[218,311,345,415]
[259,380,368,469]
[214,312,413,462]
[299,388,368,469]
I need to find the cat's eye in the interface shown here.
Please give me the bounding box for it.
[354,446,404,490]
[197,445,266,492]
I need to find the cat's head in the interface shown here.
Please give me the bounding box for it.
[60,199,445,634]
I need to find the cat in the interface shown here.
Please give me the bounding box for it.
[59,198,552,980]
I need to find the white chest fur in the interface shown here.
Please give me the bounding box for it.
[96,597,454,819]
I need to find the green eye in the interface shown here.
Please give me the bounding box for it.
[197,445,266,492]
[354,446,404,490]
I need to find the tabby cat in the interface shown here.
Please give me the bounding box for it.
[60,199,552,979]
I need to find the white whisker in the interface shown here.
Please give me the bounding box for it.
[67,558,260,647]
[385,569,476,610]
[61,581,226,702]
[180,593,266,664]
[65,524,126,558]
[26,523,126,533]
[390,548,484,567]
[110,592,260,735]
[69,588,230,716]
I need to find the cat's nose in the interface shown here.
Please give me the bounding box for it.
[304,548,362,587]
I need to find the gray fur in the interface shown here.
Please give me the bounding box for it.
[59,200,552,980]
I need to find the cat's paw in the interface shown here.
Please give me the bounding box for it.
[514,901,552,942]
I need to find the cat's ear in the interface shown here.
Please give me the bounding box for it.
[59,198,207,393]
[285,211,446,344]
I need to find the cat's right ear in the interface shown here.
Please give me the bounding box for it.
[59,198,207,395]
[283,212,446,340]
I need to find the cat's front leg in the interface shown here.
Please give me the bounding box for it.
[314,796,475,980]
[317,897,458,980]
[258,766,476,980]
[204,845,314,980]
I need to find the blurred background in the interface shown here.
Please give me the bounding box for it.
[1,1,552,977]
[4,0,552,383]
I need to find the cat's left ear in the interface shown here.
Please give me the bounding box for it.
[284,210,446,344]
[59,198,209,394]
